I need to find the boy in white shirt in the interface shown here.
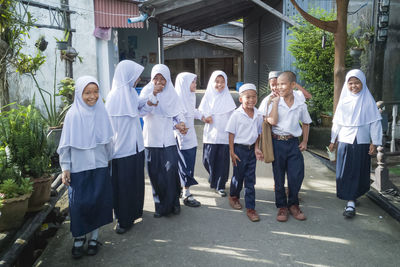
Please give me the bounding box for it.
[267,71,312,222]
[259,71,312,116]
[225,83,264,222]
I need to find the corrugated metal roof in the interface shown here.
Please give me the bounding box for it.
[94,0,144,28]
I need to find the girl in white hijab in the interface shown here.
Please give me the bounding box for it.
[174,72,204,207]
[105,60,153,234]
[58,76,114,258]
[198,70,236,197]
[139,64,187,217]
[328,69,382,218]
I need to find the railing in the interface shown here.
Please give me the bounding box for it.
[373,101,400,192]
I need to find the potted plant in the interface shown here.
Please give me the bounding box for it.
[55,31,70,51]
[0,146,33,231]
[0,104,53,212]
[35,35,48,52]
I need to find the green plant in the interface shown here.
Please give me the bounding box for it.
[288,8,354,122]
[54,30,70,43]
[57,77,75,106]
[0,178,32,199]
[0,103,51,178]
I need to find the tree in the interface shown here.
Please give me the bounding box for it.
[0,0,34,109]
[290,0,349,112]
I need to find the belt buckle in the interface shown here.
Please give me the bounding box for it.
[278,135,289,141]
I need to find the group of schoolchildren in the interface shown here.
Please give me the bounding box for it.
[58,59,382,258]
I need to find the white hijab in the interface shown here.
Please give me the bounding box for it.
[57,76,113,151]
[198,70,236,115]
[333,69,381,127]
[175,72,197,117]
[105,60,144,117]
[139,64,184,117]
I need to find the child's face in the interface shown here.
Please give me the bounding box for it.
[347,77,362,94]
[269,78,278,93]
[82,83,99,106]
[134,77,141,88]
[239,90,257,109]
[153,73,167,90]
[190,78,197,92]
[277,75,294,98]
[214,75,225,92]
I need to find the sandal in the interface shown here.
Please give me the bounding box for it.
[87,239,102,256]
[343,206,356,218]
[72,236,86,259]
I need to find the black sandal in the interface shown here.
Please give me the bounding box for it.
[72,237,86,259]
[343,206,356,218]
[87,239,102,256]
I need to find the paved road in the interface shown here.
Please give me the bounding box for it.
[35,125,400,267]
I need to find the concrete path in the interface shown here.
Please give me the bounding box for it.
[35,125,400,267]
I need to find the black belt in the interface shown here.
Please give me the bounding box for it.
[235,143,255,150]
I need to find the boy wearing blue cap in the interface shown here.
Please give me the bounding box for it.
[225,83,264,222]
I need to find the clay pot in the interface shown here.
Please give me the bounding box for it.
[0,193,31,232]
[28,176,53,212]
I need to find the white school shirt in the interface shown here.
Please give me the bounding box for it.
[143,112,185,148]
[225,106,263,145]
[59,143,113,173]
[259,91,305,116]
[176,109,203,150]
[110,98,153,159]
[203,111,233,144]
[330,121,382,145]
[267,93,312,137]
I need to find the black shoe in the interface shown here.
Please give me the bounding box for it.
[115,223,132,234]
[216,189,227,197]
[153,212,162,218]
[87,239,102,256]
[71,237,86,259]
[343,206,356,218]
[183,196,201,207]
[172,205,181,215]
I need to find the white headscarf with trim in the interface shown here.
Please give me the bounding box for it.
[333,69,381,126]
[174,72,197,117]
[57,76,113,151]
[139,64,184,117]
[198,70,236,115]
[105,60,144,117]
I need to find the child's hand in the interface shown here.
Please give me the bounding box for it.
[328,143,335,152]
[62,170,71,186]
[203,116,213,124]
[175,122,187,134]
[255,148,264,161]
[153,84,164,96]
[369,144,376,155]
[298,141,307,152]
[230,151,240,167]
[271,95,280,104]
[147,100,158,106]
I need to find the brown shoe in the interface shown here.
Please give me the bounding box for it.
[229,196,242,210]
[246,209,260,222]
[289,204,306,221]
[276,207,289,222]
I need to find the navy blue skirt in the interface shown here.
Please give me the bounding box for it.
[202,143,230,190]
[69,167,113,237]
[146,146,181,216]
[178,147,198,188]
[336,141,371,200]
[112,151,145,228]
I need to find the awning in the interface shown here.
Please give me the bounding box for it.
[94,0,144,28]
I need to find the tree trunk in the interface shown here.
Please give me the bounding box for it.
[333,0,349,112]
[0,39,10,111]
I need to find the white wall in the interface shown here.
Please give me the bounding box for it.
[8,0,98,112]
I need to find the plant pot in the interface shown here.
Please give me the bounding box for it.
[0,193,31,231]
[56,41,68,50]
[28,176,53,212]
[35,38,48,51]
[320,114,332,128]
